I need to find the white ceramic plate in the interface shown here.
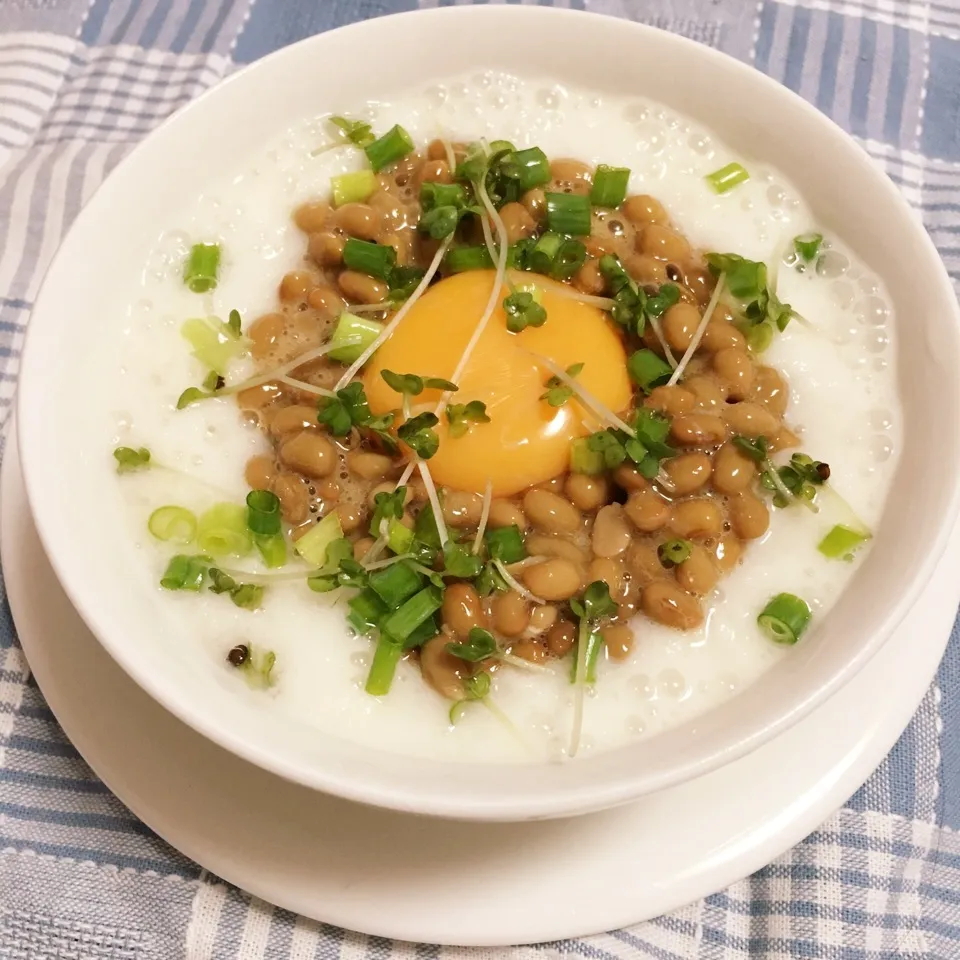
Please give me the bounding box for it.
[14,4,960,821]
[3,430,955,945]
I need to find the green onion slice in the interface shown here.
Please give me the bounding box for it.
[445,244,495,273]
[387,517,414,556]
[196,503,252,558]
[148,505,198,544]
[365,635,404,696]
[365,124,415,172]
[246,490,282,536]
[544,192,592,236]
[368,561,424,610]
[627,348,673,393]
[331,169,377,207]
[794,232,824,263]
[590,165,630,208]
[327,312,382,364]
[757,593,811,645]
[160,554,210,591]
[183,242,220,293]
[254,532,287,569]
[817,524,870,560]
[379,586,444,643]
[511,146,551,191]
[705,162,750,194]
[342,238,396,282]
[295,511,344,567]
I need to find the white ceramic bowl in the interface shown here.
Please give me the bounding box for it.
[17,6,960,821]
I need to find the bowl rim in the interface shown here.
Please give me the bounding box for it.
[16,3,960,820]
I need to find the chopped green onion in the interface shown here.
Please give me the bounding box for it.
[254,533,287,569]
[445,245,495,273]
[183,243,220,293]
[196,503,252,558]
[180,314,248,377]
[485,525,526,564]
[551,239,587,280]
[569,437,605,475]
[511,146,550,190]
[369,561,424,610]
[528,232,562,275]
[364,124,415,172]
[342,238,396,282]
[294,511,343,567]
[627,348,673,393]
[818,524,870,560]
[794,232,824,263]
[706,162,750,194]
[246,490,282,536]
[590,165,630,207]
[365,636,403,696]
[658,539,692,568]
[328,312,383,364]
[380,586,444,643]
[349,588,388,636]
[545,192,591,236]
[406,616,440,649]
[148,505,197,544]
[114,446,151,474]
[160,554,210,591]
[331,169,377,207]
[446,627,498,663]
[757,593,811,645]
[387,517,414,555]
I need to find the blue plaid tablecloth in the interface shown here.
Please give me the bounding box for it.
[2,1,960,957]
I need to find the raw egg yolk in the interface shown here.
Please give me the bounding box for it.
[363,270,632,497]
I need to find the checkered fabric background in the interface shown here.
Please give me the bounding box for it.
[1,1,960,957]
